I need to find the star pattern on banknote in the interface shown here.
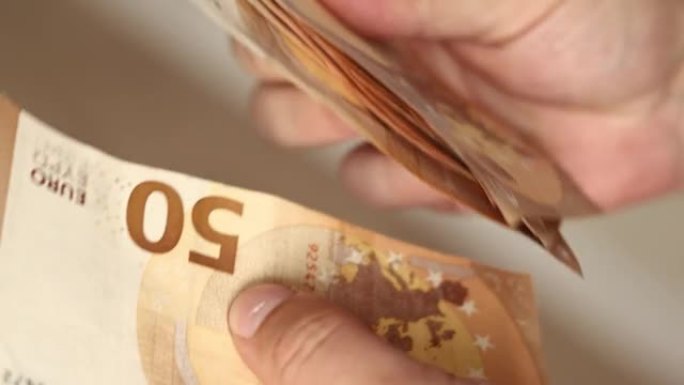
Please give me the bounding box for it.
[468,367,487,380]
[474,335,495,352]
[345,249,365,265]
[459,299,478,317]
[427,269,443,287]
[387,251,404,270]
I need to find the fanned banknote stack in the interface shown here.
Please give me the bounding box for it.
[0,96,549,384]
[190,0,598,274]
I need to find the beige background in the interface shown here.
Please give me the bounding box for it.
[1,1,682,384]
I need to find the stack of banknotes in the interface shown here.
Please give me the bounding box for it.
[190,0,599,274]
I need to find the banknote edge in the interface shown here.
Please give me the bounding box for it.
[0,94,19,242]
[2,93,548,382]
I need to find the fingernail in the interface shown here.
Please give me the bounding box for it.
[229,284,293,339]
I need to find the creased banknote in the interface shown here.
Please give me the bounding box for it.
[187,0,595,274]
[0,96,546,384]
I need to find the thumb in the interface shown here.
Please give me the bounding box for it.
[229,284,485,385]
[320,0,557,41]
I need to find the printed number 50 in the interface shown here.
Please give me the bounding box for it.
[126,181,243,274]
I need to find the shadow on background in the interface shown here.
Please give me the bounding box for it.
[1,1,681,384]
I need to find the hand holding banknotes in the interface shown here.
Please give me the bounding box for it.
[239,0,684,212]
[229,284,486,385]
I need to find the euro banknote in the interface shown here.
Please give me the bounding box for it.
[0,95,545,384]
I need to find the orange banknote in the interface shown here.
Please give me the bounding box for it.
[0,96,546,384]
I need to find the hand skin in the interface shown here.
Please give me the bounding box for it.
[230,1,684,384]
[229,284,486,385]
[239,0,684,212]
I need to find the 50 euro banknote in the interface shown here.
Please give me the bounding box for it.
[0,95,545,385]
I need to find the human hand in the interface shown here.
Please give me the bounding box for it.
[229,284,488,385]
[238,0,684,212]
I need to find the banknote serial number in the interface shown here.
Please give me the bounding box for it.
[2,369,43,385]
[126,181,243,274]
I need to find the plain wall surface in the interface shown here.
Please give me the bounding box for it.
[1,1,683,384]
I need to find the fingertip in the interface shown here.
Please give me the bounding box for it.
[229,284,293,339]
[250,85,357,147]
[339,145,390,206]
[249,84,288,142]
[340,145,456,209]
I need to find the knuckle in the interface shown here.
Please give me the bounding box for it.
[269,308,349,384]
